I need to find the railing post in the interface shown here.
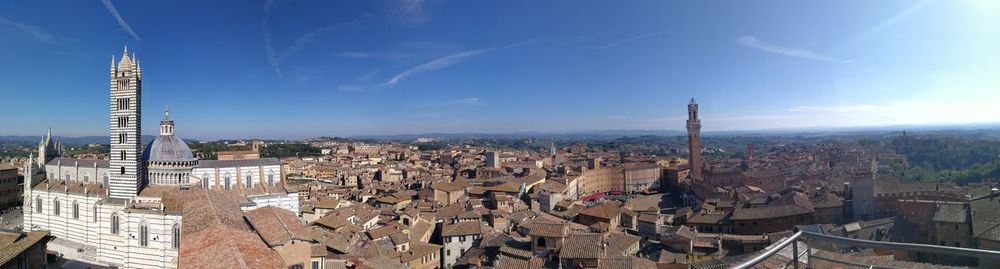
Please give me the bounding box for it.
[792,239,799,269]
[805,237,812,269]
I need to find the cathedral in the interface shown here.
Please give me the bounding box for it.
[22,47,300,268]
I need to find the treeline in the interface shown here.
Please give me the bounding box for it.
[260,143,322,158]
[888,135,1000,184]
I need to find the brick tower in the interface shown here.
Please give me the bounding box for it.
[686,98,702,179]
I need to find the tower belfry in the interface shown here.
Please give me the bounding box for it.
[686,98,703,179]
[109,46,144,200]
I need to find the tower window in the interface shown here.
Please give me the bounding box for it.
[139,224,149,247]
[172,224,181,249]
[111,213,119,234]
[121,166,125,175]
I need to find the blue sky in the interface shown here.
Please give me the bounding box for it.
[1,0,998,139]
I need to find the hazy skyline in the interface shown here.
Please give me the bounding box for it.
[1,0,999,139]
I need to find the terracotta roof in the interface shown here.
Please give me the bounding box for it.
[579,201,623,220]
[179,224,286,269]
[560,233,603,259]
[0,230,50,266]
[31,179,107,198]
[441,221,483,237]
[398,242,441,263]
[180,189,252,235]
[245,206,312,247]
[527,221,566,238]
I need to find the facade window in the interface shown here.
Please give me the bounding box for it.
[173,224,181,249]
[64,173,70,181]
[120,166,125,174]
[447,249,451,256]
[289,265,303,269]
[111,214,120,234]
[103,175,109,186]
[311,261,320,269]
[53,198,60,216]
[93,205,99,222]
[224,173,231,190]
[202,173,210,189]
[84,175,89,182]
[36,197,42,213]
[537,237,546,247]
[268,172,275,186]
[73,202,79,219]
[245,174,253,189]
[139,224,149,247]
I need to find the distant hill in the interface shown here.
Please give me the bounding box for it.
[0,135,160,145]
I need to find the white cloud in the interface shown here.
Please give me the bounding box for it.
[737,35,850,63]
[101,0,141,41]
[380,40,535,87]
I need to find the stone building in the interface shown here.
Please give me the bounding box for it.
[0,164,19,209]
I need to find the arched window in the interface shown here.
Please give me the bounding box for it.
[537,237,547,247]
[103,174,109,187]
[224,173,231,190]
[53,198,60,216]
[172,224,181,249]
[72,201,79,219]
[120,166,125,175]
[35,197,42,213]
[139,223,149,247]
[93,205,99,223]
[245,174,253,189]
[111,213,120,234]
[84,175,89,183]
[64,172,70,181]
[202,173,210,189]
[267,171,275,186]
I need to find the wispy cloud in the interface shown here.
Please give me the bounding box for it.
[840,0,933,50]
[386,0,436,25]
[594,32,660,50]
[457,97,482,105]
[0,17,53,43]
[380,39,536,87]
[0,17,88,57]
[262,0,344,77]
[737,35,850,63]
[788,105,882,113]
[101,0,141,42]
[337,51,371,59]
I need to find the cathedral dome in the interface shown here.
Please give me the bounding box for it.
[143,134,196,162]
[142,107,196,163]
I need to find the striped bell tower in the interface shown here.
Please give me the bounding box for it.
[109,46,145,200]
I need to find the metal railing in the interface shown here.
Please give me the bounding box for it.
[731,230,1000,269]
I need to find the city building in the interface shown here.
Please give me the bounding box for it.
[0,164,19,209]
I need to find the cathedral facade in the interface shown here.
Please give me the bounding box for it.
[22,47,299,269]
